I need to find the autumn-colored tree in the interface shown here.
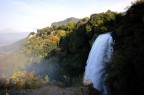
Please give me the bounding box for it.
[49,35,59,42]
[8,69,49,89]
[57,30,66,37]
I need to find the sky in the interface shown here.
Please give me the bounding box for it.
[0,0,136,33]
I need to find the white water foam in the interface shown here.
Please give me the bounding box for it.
[83,32,113,95]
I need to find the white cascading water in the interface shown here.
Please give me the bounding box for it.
[83,32,113,95]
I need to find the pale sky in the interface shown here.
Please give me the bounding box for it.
[0,0,135,33]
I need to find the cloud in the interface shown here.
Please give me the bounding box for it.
[0,0,134,33]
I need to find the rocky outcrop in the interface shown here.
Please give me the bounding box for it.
[27,32,36,40]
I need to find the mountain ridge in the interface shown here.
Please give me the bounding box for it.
[51,17,79,26]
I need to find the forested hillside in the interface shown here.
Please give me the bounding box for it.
[1,0,143,95]
[106,1,144,95]
[25,1,144,95]
[23,10,121,78]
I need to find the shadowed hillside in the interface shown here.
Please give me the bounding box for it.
[106,1,144,95]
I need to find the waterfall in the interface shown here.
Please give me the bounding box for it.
[83,32,113,95]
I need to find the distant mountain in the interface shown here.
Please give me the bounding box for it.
[2,38,26,52]
[0,32,29,47]
[51,17,79,26]
[0,37,27,78]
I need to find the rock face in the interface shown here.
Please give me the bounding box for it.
[87,83,101,95]
[27,33,36,40]
[83,80,101,95]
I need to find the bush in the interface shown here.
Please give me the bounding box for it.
[7,69,49,89]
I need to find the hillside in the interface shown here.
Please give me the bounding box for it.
[51,17,79,26]
[3,38,26,52]
[23,10,120,85]
[0,1,144,95]
[106,1,144,95]
[0,32,29,46]
[0,38,27,78]
[23,1,144,95]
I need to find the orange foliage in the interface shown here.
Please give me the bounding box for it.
[49,35,59,42]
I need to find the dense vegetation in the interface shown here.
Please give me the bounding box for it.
[24,10,121,79]
[106,1,144,95]
[1,1,143,95]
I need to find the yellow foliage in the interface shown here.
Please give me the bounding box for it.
[8,69,49,89]
[8,69,27,89]
[57,30,66,37]
[86,25,92,32]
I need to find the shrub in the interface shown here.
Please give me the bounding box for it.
[7,69,49,89]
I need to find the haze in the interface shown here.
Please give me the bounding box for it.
[0,0,135,33]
